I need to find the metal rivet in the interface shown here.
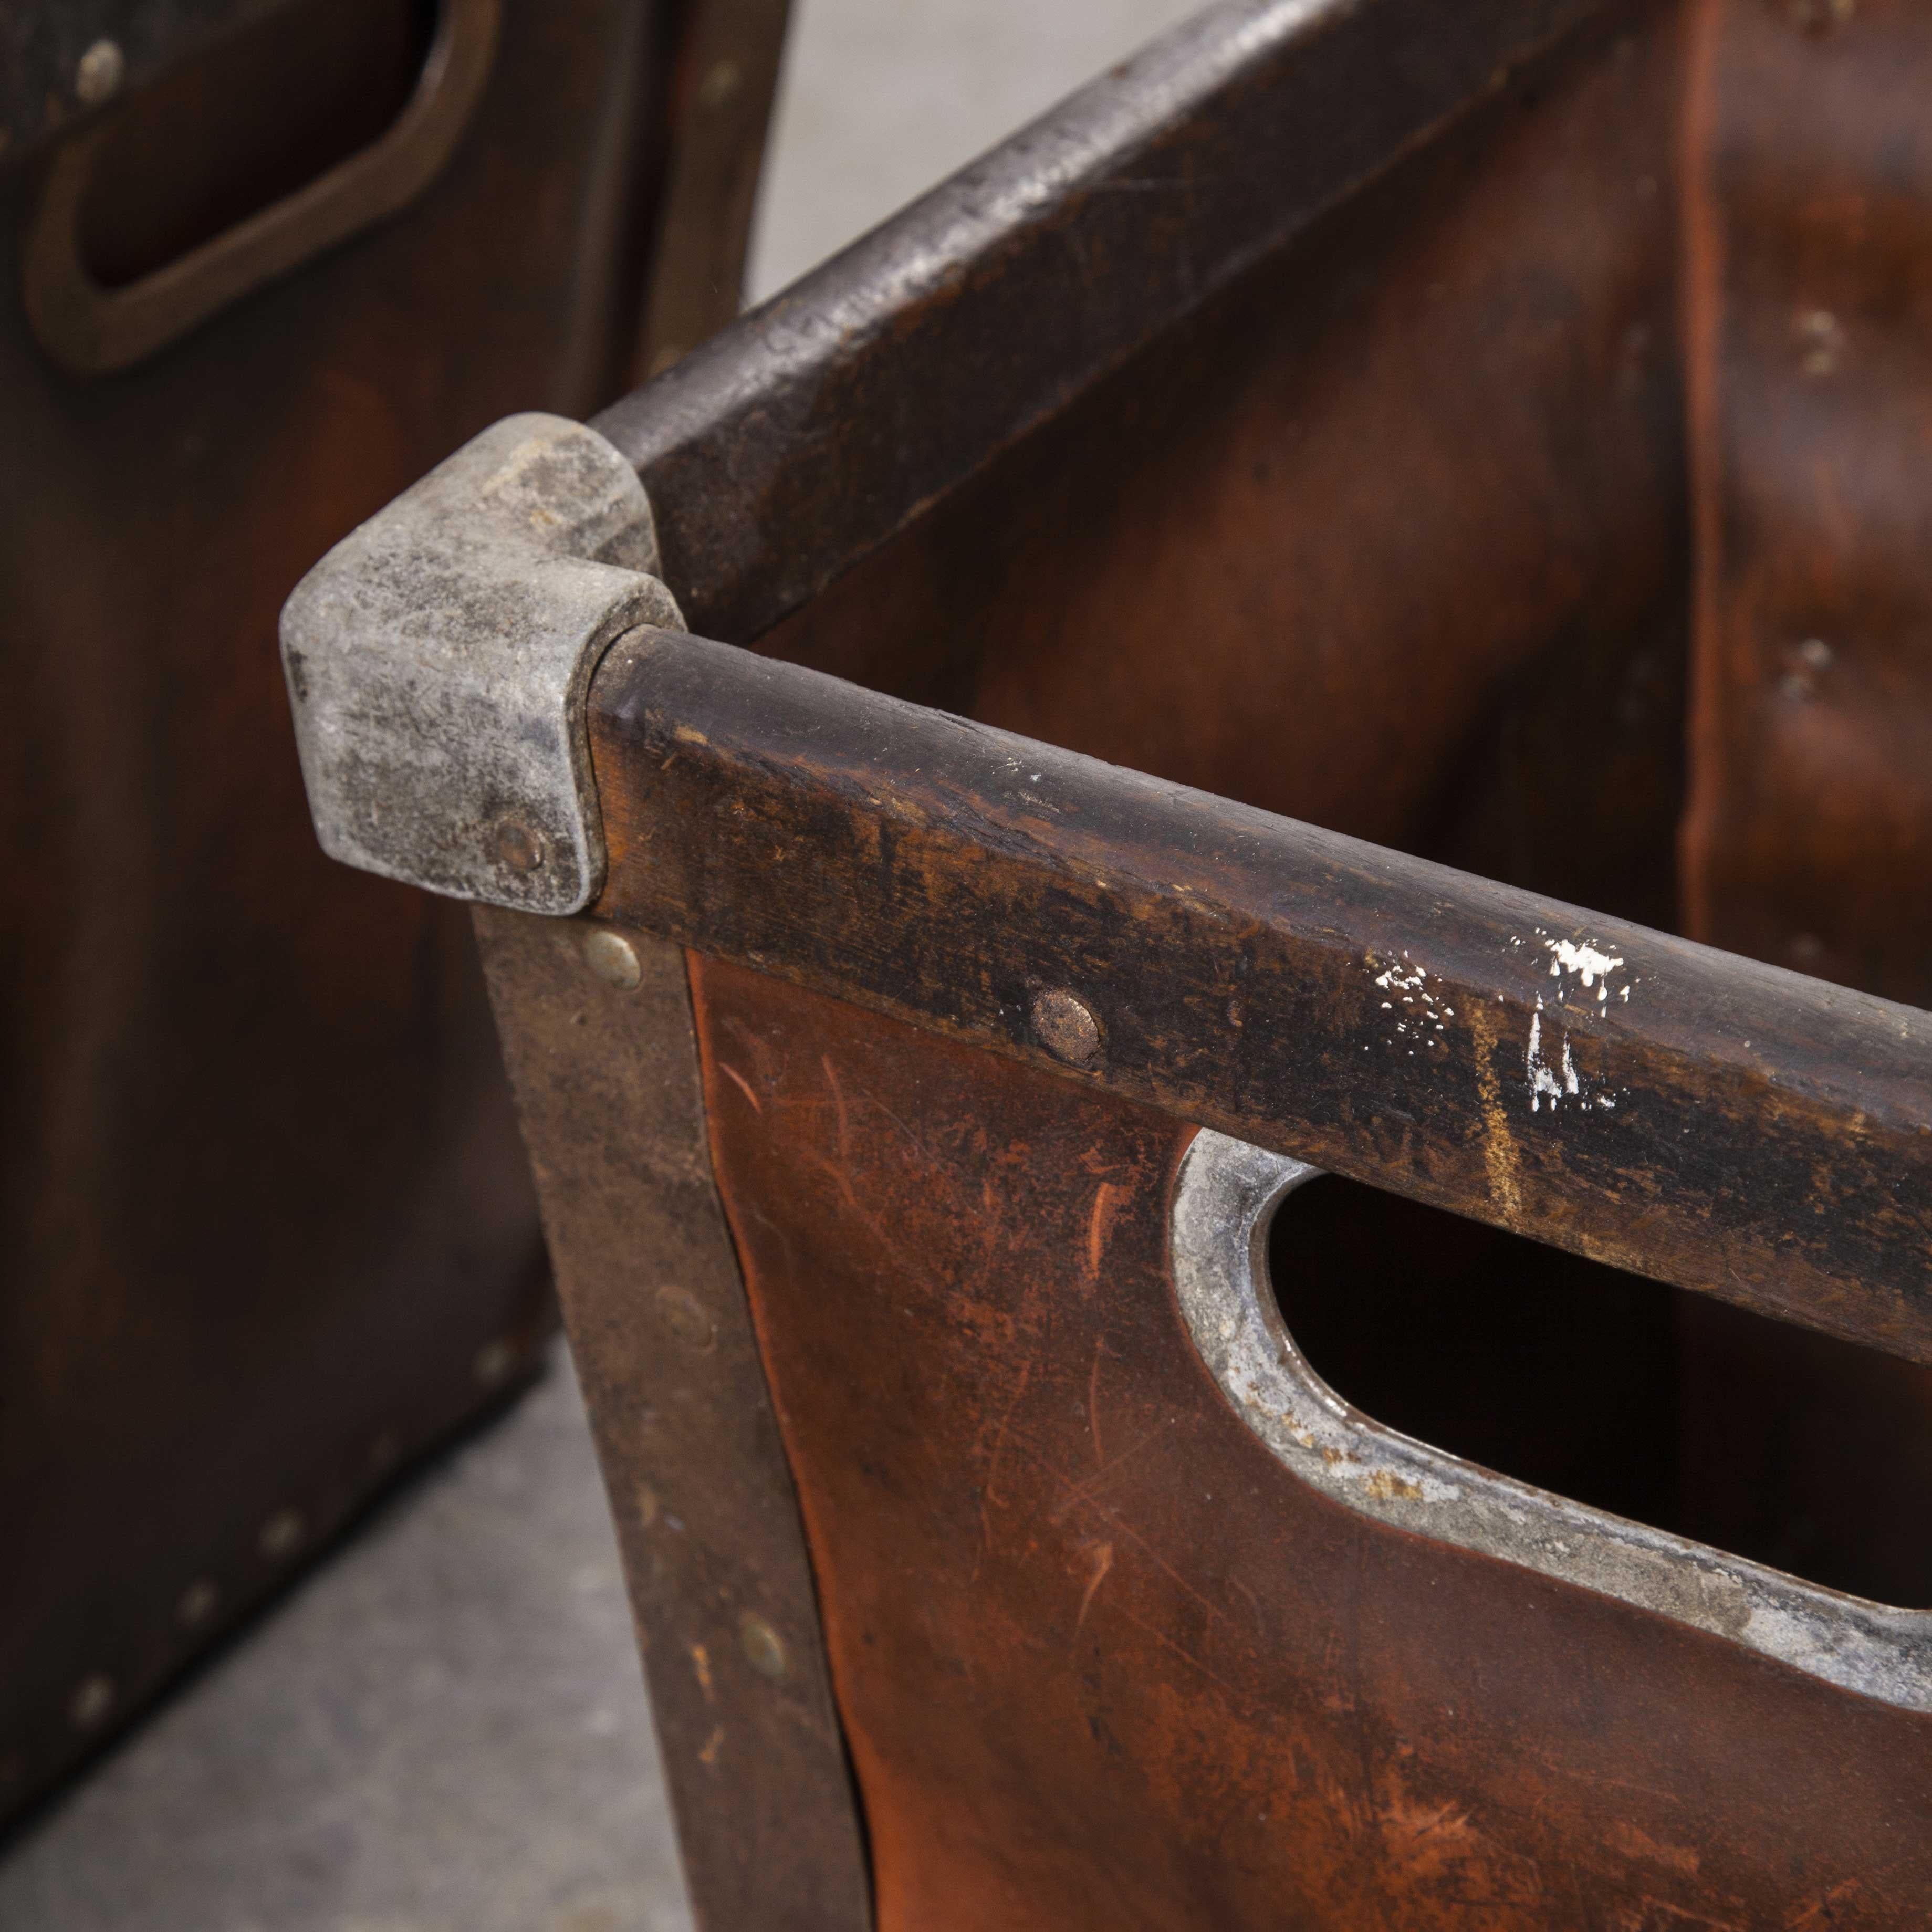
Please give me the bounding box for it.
[75,39,125,105]
[584,930,643,990]
[175,1578,220,1629]
[492,819,546,873]
[1779,636,1835,700]
[258,1508,306,1561]
[1031,987,1102,1067]
[738,1611,788,1681]
[1792,308,1845,377]
[68,1675,114,1729]
[1785,0,1853,32]
[474,1337,517,1387]
[655,1285,716,1351]
[697,57,742,109]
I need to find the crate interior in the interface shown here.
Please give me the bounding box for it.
[751,0,1932,1609]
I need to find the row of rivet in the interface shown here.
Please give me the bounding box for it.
[58,1504,309,1739]
[582,928,817,1700]
[55,8,763,116]
[1776,0,1853,980]
[43,1333,524,1760]
[588,924,1107,1071]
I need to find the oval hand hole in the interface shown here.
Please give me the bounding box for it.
[1273,1172,1932,1610]
[77,0,437,289]
[1172,1132,1932,1712]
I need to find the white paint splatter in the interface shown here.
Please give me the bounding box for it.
[1526,995,1622,1114]
[1544,938,1624,985]
[1367,958,1453,1051]
[1530,928,1639,1019]
[1371,957,1444,1048]
[1526,1004,1572,1113]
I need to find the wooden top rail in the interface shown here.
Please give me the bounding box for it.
[588,625,1932,1365]
[590,0,1602,643]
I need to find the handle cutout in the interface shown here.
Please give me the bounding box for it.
[1272,1168,1932,1611]
[22,0,499,374]
[1172,1130,1932,1710]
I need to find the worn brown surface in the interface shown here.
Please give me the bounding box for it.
[568,2,1932,1913]
[0,0,779,1819]
[475,912,869,1932]
[690,957,1932,1928]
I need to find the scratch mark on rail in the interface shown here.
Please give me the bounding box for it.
[1085,1180,1125,1286]
[1075,1541,1114,1632]
[718,1062,761,1113]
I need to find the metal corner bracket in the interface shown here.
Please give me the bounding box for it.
[279,412,684,916]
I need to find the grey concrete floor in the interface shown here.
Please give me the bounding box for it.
[0,2,1203,1926]
[0,1353,685,1932]
[744,0,1205,304]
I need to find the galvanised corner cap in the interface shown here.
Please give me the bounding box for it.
[279,411,683,916]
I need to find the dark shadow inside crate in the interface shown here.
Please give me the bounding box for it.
[1268,1175,1932,1611]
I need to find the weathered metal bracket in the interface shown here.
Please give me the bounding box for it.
[280,412,683,916]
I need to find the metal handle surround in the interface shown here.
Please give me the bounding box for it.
[1171,1127,1932,1712]
[20,0,501,374]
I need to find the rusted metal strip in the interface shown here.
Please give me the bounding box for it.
[474,907,871,1932]
[586,625,1932,1367]
[591,0,1606,641]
